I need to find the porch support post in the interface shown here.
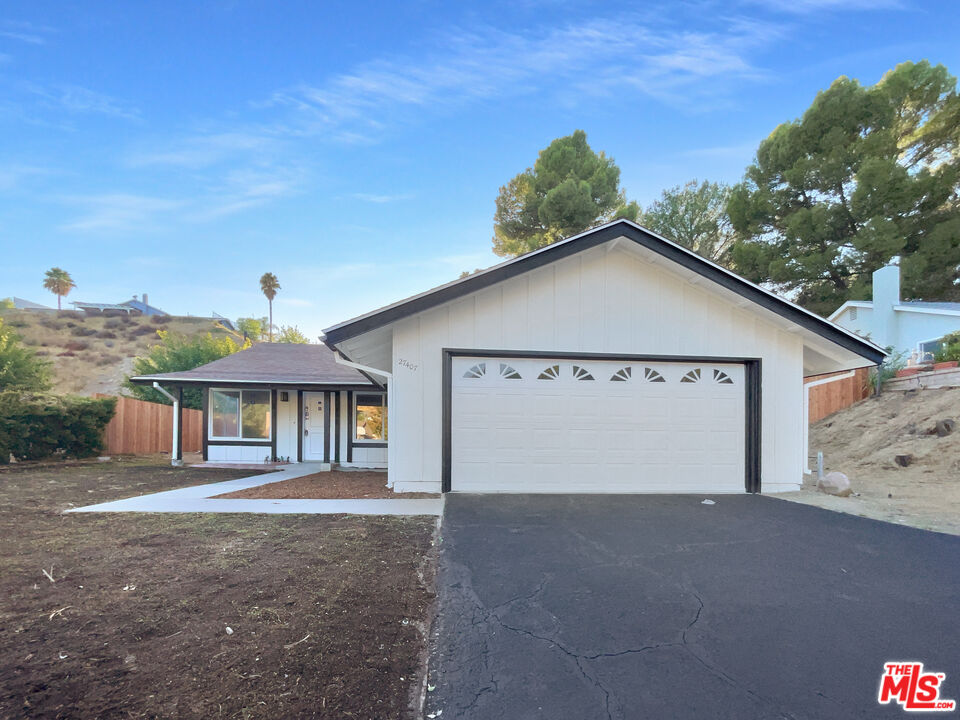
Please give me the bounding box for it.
[334,391,341,464]
[270,388,278,462]
[323,391,331,464]
[201,386,209,461]
[296,390,303,463]
[175,386,184,464]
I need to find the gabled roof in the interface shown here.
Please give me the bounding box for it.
[129,342,376,387]
[830,299,960,321]
[323,219,885,365]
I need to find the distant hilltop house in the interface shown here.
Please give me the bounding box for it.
[72,293,167,316]
[830,261,960,363]
[12,297,55,311]
[69,293,236,330]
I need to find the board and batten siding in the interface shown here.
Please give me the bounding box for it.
[389,243,804,493]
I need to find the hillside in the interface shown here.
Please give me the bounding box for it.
[1,309,235,396]
[783,386,960,535]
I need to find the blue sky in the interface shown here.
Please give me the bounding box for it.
[1,1,958,338]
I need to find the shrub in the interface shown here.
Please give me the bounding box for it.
[870,348,907,391]
[104,340,115,348]
[103,318,124,330]
[0,318,51,392]
[129,325,157,337]
[70,326,97,337]
[39,318,62,330]
[63,341,89,352]
[151,315,172,324]
[6,319,28,329]
[125,331,249,409]
[0,393,116,463]
[57,310,83,320]
[933,332,960,363]
[97,330,117,339]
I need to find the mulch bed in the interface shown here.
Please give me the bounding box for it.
[213,471,441,500]
[0,459,437,719]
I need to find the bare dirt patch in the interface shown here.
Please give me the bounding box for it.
[780,386,960,535]
[214,471,441,500]
[0,460,437,719]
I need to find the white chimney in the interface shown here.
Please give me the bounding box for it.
[142,293,148,307]
[871,259,900,349]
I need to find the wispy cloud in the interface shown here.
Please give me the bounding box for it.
[349,192,414,203]
[0,164,53,190]
[740,0,902,13]
[276,297,313,308]
[189,167,303,220]
[128,132,277,168]
[24,83,139,120]
[0,19,55,45]
[61,193,181,232]
[267,14,779,140]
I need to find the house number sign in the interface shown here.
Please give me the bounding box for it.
[398,358,419,372]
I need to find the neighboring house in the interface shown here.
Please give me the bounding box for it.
[73,293,167,316]
[131,343,386,466]
[12,297,54,311]
[829,262,960,361]
[133,219,883,494]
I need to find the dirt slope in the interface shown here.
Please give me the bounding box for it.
[1,309,234,395]
[782,386,960,535]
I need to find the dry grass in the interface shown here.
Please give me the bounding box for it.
[781,386,960,535]
[1,310,234,395]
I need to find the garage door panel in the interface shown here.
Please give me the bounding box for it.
[451,356,746,493]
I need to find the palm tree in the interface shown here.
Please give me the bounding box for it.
[259,272,280,342]
[42,268,76,310]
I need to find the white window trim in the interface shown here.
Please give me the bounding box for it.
[208,387,273,442]
[353,390,387,444]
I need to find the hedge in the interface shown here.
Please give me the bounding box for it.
[0,393,116,463]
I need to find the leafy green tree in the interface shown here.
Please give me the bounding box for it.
[124,331,249,409]
[259,273,280,341]
[493,130,639,256]
[643,180,734,262]
[236,316,267,342]
[0,317,51,391]
[728,61,960,316]
[0,298,14,310]
[275,325,310,343]
[42,267,76,310]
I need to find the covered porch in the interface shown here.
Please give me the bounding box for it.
[129,343,387,468]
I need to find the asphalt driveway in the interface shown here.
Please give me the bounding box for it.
[426,494,960,719]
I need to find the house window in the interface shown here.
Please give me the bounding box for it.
[210,389,271,440]
[355,392,387,442]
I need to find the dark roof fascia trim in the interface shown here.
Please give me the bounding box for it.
[130,377,376,390]
[323,222,885,365]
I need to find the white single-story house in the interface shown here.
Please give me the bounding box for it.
[829,261,960,361]
[133,220,884,494]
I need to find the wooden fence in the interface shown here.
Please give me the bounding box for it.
[94,394,203,455]
[805,367,872,424]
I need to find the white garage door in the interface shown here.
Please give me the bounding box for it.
[450,356,746,493]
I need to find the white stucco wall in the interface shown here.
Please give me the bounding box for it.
[387,241,804,494]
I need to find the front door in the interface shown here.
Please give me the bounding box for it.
[303,392,326,461]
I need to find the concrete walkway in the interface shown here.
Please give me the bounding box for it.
[66,463,443,516]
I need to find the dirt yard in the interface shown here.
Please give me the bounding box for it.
[215,471,441,500]
[0,459,437,719]
[781,386,960,535]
